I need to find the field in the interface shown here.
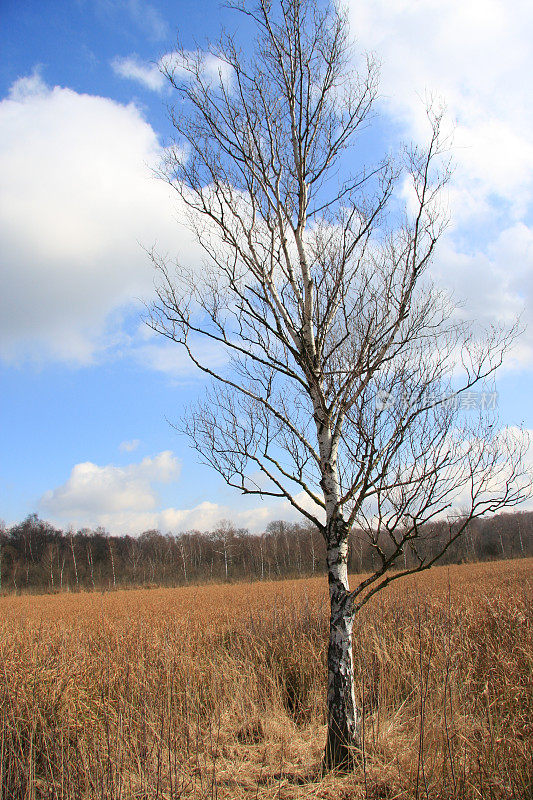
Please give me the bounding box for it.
[1,559,531,799]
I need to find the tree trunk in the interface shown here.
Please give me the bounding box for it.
[324,534,361,771]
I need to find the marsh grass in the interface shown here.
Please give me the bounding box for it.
[1,559,531,799]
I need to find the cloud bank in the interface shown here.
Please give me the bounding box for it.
[0,71,197,365]
[350,0,533,368]
[39,451,318,534]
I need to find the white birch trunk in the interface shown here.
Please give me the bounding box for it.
[70,532,79,590]
[518,519,525,555]
[224,543,228,581]
[109,540,116,588]
[324,522,361,770]
[314,410,362,769]
[180,543,188,583]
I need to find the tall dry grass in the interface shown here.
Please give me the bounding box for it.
[0,559,531,799]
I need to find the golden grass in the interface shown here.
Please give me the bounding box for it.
[1,559,531,799]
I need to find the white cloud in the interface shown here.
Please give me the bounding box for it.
[439,426,533,515]
[162,51,234,87]
[38,449,323,534]
[111,55,165,92]
[429,223,533,369]
[41,451,180,519]
[99,495,317,536]
[351,0,533,172]
[7,69,48,101]
[350,0,533,371]
[158,490,324,534]
[119,438,140,452]
[136,338,229,380]
[0,72,199,365]
[112,51,233,93]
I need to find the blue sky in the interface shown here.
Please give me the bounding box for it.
[1,0,532,535]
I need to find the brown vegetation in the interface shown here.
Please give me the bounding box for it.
[1,558,531,798]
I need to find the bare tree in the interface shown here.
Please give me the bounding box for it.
[86,540,96,590]
[68,527,79,591]
[212,520,236,581]
[148,0,530,769]
[43,542,56,590]
[59,551,66,590]
[108,537,117,589]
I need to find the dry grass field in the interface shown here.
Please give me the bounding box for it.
[1,558,531,799]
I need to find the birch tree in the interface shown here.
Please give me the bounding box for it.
[149,0,530,770]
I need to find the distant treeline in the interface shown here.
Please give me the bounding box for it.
[0,511,532,594]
